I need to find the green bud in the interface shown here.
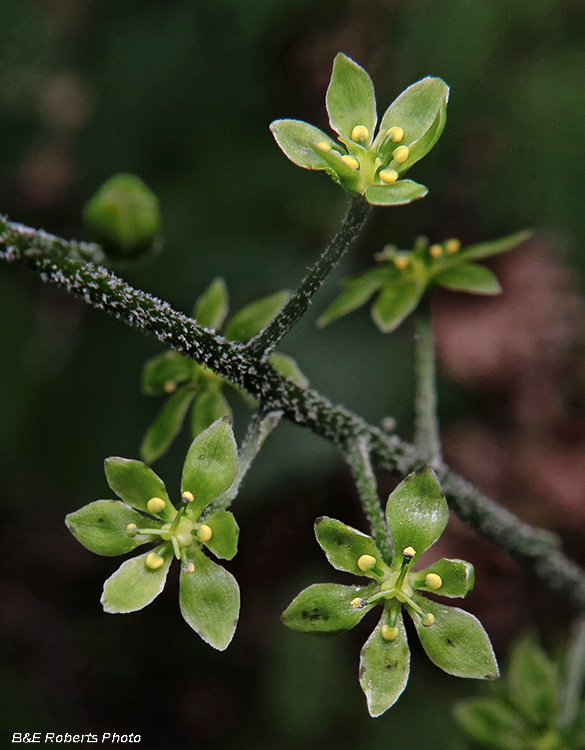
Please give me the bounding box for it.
[83,173,161,260]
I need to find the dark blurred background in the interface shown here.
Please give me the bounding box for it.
[2,0,585,747]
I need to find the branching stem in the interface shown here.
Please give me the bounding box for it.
[245,194,371,359]
[3,217,585,613]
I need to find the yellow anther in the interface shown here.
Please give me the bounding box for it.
[421,613,435,627]
[394,255,409,270]
[379,168,398,184]
[445,238,461,254]
[182,491,194,503]
[196,524,213,543]
[164,381,176,394]
[403,546,416,558]
[340,154,360,170]
[393,145,410,164]
[126,523,137,537]
[184,563,195,575]
[317,140,332,152]
[357,554,377,572]
[145,552,165,570]
[381,624,399,641]
[147,497,166,514]
[425,573,443,590]
[429,244,443,259]
[386,126,404,143]
[351,597,365,609]
[351,124,370,142]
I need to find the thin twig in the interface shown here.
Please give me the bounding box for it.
[245,195,371,360]
[207,410,283,514]
[342,434,393,565]
[414,295,442,469]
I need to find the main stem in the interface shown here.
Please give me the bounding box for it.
[414,294,442,468]
[246,194,371,360]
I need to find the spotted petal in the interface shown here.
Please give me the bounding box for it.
[314,516,380,577]
[359,610,410,716]
[410,596,499,680]
[66,500,157,556]
[282,582,377,635]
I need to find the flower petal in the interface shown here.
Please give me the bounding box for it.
[314,516,380,576]
[455,698,531,750]
[190,386,231,440]
[270,119,331,170]
[101,550,172,613]
[385,465,448,563]
[359,610,410,717]
[181,416,238,517]
[140,387,196,464]
[104,458,175,523]
[371,278,425,333]
[455,230,531,263]
[141,350,194,395]
[414,558,475,598]
[326,53,377,141]
[508,635,559,724]
[433,263,502,295]
[193,276,229,330]
[179,547,239,650]
[377,77,449,156]
[66,499,158,556]
[365,180,428,206]
[282,582,376,634]
[410,596,499,679]
[317,267,391,328]
[224,290,290,342]
[202,511,239,560]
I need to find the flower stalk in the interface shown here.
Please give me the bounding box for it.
[414,294,442,468]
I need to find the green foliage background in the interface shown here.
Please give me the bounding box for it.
[1,1,585,747]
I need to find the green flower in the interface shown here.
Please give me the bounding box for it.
[456,635,585,750]
[282,466,498,716]
[140,277,308,464]
[271,53,448,206]
[66,417,240,650]
[318,230,531,333]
